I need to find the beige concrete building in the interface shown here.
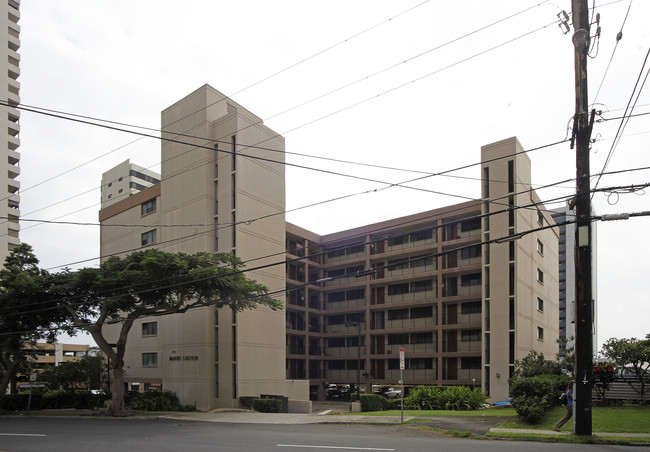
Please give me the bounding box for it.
[100,86,559,407]
[100,85,308,412]
[284,137,559,403]
[0,0,21,263]
[23,342,90,370]
[100,159,160,209]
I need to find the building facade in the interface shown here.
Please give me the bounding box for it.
[550,203,598,355]
[285,138,560,403]
[100,85,308,412]
[1,0,21,263]
[100,159,160,209]
[99,86,559,408]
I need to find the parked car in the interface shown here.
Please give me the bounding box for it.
[326,384,351,399]
[374,386,401,399]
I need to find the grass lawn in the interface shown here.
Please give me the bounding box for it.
[345,407,518,417]
[497,404,650,433]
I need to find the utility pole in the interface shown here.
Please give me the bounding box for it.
[571,0,594,436]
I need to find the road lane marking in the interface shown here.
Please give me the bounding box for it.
[277,445,394,451]
[0,433,47,437]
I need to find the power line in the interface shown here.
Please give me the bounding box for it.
[6,4,557,224]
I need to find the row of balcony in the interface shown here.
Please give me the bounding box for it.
[287,340,481,357]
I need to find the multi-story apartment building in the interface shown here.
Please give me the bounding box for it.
[1,0,21,263]
[99,86,559,409]
[285,138,560,402]
[23,342,90,370]
[100,159,160,209]
[550,204,598,355]
[100,85,309,412]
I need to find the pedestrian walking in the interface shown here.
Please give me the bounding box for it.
[554,380,574,431]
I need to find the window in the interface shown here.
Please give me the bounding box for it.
[537,327,544,341]
[537,297,544,312]
[141,199,157,216]
[537,209,544,225]
[141,229,157,246]
[536,239,544,255]
[461,357,481,369]
[461,273,481,286]
[537,268,544,284]
[461,245,481,259]
[461,301,481,314]
[142,352,158,367]
[388,283,409,296]
[461,330,481,341]
[411,279,433,293]
[142,322,157,337]
[410,229,433,242]
[387,309,409,321]
[108,182,112,187]
[460,218,481,232]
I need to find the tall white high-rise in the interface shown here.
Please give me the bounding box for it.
[0,0,21,263]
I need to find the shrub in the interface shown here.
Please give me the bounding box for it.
[405,386,442,410]
[251,398,281,413]
[359,394,389,412]
[511,395,548,423]
[239,396,257,409]
[404,386,488,411]
[510,374,571,422]
[1,391,105,411]
[128,391,194,411]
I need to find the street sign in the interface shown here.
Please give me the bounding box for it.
[399,347,405,370]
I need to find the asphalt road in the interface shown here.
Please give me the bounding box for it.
[0,417,646,452]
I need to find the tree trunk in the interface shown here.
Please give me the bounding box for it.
[108,357,130,416]
[0,358,23,410]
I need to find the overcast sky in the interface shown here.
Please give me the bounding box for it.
[16,1,650,350]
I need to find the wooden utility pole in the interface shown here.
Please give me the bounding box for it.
[571,0,594,436]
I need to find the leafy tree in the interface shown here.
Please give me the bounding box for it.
[592,362,616,404]
[0,244,64,409]
[512,350,562,378]
[557,336,575,376]
[52,249,282,416]
[601,334,650,403]
[38,355,102,391]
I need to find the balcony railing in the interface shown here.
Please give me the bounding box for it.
[379,368,437,381]
[452,368,481,382]
[326,298,367,311]
[442,340,481,353]
[386,237,436,252]
[386,263,436,278]
[326,323,366,334]
[325,369,365,381]
[384,316,437,329]
[324,345,367,357]
[381,343,437,354]
[387,289,436,304]
[286,345,306,355]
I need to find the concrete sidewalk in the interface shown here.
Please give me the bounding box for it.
[161,409,412,425]
[490,428,650,438]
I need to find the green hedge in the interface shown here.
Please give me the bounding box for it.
[128,391,194,411]
[251,398,282,413]
[404,386,488,410]
[510,374,571,423]
[239,396,257,409]
[359,394,390,412]
[1,390,106,411]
